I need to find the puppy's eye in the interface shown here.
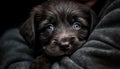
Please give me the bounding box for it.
[46,24,55,32]
[73,22,81,30]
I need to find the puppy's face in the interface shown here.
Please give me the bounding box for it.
[21,0,96,57]
[39,16,88,57]
[36,1,90,57]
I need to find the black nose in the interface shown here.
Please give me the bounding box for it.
[59,36,76,49]
[60,42,70,49]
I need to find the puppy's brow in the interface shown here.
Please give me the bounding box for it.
[72,16,88,26]
[78,17,88,26]
[46,16,54,23]
[39,20,49,29]
[39,16,54,29]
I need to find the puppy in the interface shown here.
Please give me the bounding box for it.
[20,0,96,69]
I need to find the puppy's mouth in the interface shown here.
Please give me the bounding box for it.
[43,40,85,57]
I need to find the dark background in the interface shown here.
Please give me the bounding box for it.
[0,0,47,36]
[0,0,106,36]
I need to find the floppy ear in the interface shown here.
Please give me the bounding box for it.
[78,0,97,32]
[89,9,97,32]
[20,14,35,47]
[20,5,43,47]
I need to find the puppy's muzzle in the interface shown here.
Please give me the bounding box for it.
[52,36,77,51]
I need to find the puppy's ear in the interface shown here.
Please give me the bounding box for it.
[89,9,97,32]
[20,14,35,47]
[20,5,43,47]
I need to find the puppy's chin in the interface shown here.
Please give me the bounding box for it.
[43,46,65,57]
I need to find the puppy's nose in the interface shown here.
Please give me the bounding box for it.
[60,42,70,49]
[59,36,76,49]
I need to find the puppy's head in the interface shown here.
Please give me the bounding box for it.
[20,0,96,57]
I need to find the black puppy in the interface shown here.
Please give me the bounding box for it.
[20,0,96,69]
